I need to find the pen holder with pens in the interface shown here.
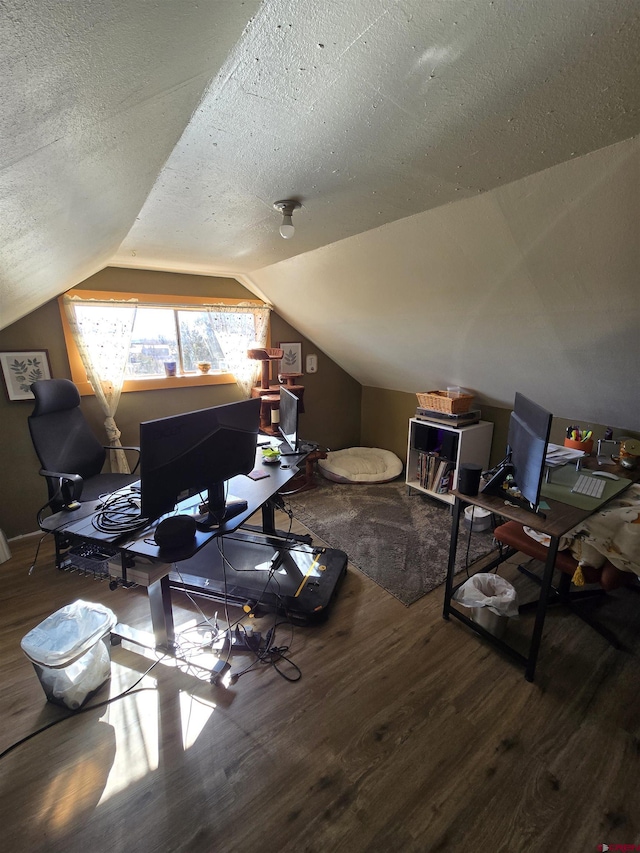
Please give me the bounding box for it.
[564,437,593,454]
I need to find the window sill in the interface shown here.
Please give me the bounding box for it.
[74,372,236,396]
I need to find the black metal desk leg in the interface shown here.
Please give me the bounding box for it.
[443,497,463,619]
[262,498,277,536]
[147,574,177,652]
[524,534,559,682]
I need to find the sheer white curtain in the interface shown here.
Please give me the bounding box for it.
[208,303,271,397]
[63,295,137,473]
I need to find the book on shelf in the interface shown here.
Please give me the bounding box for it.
[417,451,437,489]
[417,451,436,489]
[416,453,455,493]
[433,459,447,492]
[436,460,455,493]
[427,455,441,491]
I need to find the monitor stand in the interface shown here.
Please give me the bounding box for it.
[193,482,248,530]
[481,461,513,496]
[481,461,546,517]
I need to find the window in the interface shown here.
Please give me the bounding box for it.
[126,308,180,377]
[61,290,270,396]
[121,306,258,377]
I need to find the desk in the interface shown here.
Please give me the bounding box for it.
[39,449,341,670]
[41,449,305,561]
[443,460,639,682]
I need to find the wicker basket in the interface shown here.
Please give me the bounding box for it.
[416,390,475,414]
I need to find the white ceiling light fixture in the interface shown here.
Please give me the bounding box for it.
[273,200,301,239]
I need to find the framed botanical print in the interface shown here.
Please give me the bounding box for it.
[278,342,302,375]
[0,350,52,401]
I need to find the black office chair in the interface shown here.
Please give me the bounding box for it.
[28,378,140,513]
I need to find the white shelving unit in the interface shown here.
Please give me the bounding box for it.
[406,417,494,505]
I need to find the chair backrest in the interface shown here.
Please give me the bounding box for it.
[28,379,106,502]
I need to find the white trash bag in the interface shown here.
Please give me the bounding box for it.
[21,600,117,710]
[453,573,519,618]
[34,640,112,710]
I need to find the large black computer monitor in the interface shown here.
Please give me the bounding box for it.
[508,393,553,508]
[278,386,300,452]
[139,397,261,526]
[483,392,552,512]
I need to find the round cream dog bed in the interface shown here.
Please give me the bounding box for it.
[318,447,403,484]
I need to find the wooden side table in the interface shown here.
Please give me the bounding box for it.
[278,448,327,495]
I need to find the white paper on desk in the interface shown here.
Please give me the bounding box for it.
[523,525,573,551]
[545,443,585,467]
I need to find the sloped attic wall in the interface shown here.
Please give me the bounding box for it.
[250,135,640,433]
[0,1,261,330]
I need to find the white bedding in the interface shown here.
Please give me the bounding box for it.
[525,483,640,576]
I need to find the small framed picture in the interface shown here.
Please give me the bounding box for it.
[0,350,52,401]
[278,342,302,375]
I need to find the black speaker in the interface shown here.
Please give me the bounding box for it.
[154,515,196,550]
[440,433,458,462]
[457,463,483,496]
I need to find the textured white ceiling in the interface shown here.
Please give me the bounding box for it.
[1,0,639,429]
[0,0,262,327]
[3,0,639,320]
[251,135,640,429]
[113,0,640,275]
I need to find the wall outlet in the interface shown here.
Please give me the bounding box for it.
[306,354,318,373]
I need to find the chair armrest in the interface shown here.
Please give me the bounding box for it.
[39,468,83,485]
[102,445,141,474]
[39,469,84,506]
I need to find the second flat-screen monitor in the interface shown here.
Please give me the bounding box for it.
[139,397,261,526]
[507,392,552,509]
[483,392,552,512]
[278,385,300,452]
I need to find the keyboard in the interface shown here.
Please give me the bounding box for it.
[571,473,605,499]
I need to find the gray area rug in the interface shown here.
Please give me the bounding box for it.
[287,478,496,606]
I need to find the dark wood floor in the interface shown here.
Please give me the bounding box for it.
[1,515,639,853]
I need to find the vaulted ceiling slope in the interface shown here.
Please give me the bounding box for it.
[1,0,262,328]
[113,0,640,276]
[1,1,639,427]
[251,135,640,430]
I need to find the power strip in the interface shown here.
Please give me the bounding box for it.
[213,627,262,653]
